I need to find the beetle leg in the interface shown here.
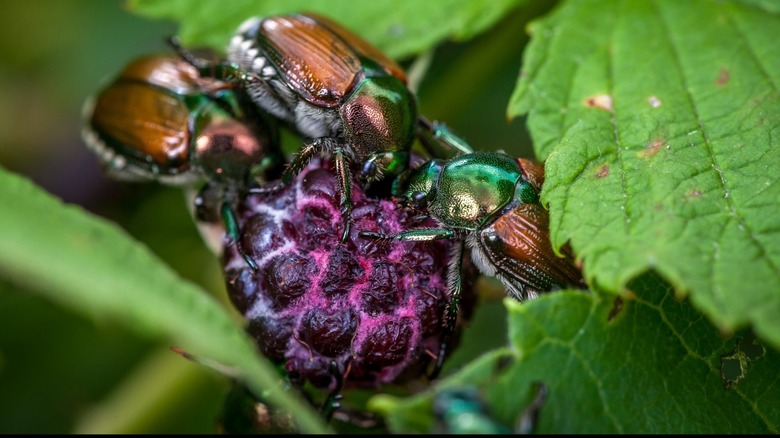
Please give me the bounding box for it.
[192,183,221,224]
[221,201,258,272]
[443,240,465,333]
[361,151,410,184]
[515,381,548,434]
[320,359,348,422]
[334,147,352,243]
[168,35,208,69]
[360,156,381,184]
[359,228,455,242]
[168,35,246,85]
[427,344,445,381]
[249,138,328,195]
[416,115,474,159]
[287,139,330,187]
[428,240,466,380]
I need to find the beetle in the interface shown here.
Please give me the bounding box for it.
[360,151,586,369]
[82,54,284,270]
[171,13,473,242]
[434,382,547,434]
[433,386,512,434]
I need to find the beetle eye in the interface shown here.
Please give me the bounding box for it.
[410,191,428,210]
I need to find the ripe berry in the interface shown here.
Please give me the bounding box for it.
[222,159,475,391]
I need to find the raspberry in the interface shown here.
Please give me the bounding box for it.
[222,159,475,391]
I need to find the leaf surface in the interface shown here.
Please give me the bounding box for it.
[375,279,780,433]
[509,0,780,348]
[129,0,530,58]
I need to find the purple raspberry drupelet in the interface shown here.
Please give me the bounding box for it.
[222,158,475,391]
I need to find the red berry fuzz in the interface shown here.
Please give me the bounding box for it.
[222,159,474,391]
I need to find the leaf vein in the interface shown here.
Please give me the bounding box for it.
[638,288,775,432]
[725,4,780,95]
[652,0,780,290]
[609,2,631,237]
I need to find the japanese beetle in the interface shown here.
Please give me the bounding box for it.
[433,387,511,434]
[361,152,586,364]
[82,54,284,269]
[172,13,471,242]
[434,382,547,434]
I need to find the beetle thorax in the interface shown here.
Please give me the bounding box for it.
[339,77,415,161]
[428,195,486,231]
[430,175,516,231]
[428,153,522,230]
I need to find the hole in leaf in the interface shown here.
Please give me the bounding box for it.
[720,352,746,389]
[719,332,766,389]
[738,332,765,361]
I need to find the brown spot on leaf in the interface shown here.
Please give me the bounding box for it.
[687,188,703,199]
[596,164,610,178]
[640,139,665,158]
[716,68,730,86]
[584,94,613,112]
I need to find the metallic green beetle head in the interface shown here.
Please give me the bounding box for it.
[392,158,445,209]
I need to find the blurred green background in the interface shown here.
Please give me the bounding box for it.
[0,0,537,433]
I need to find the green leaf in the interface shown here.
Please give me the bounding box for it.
[127,0,530,59]
[0,166,328,433]
[378,277,780,433]
[508,0,780,349]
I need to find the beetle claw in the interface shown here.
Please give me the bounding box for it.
[249,182,285,195]
[358,231,392,242]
